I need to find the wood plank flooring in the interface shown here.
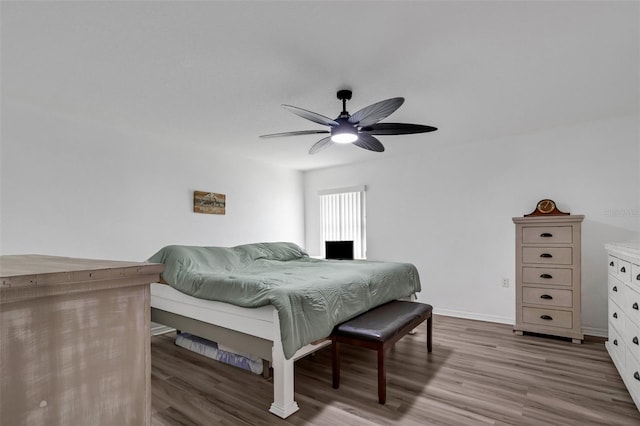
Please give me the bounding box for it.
[151,315,640,425]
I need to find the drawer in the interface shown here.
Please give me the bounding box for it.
[522,226,572,244]
[608,275,625,308]
[633,263,640,291]
[626,285,640,328]
[625,348,640,404]
[522,267,572,286]
[609,297,625,334]
[625,316,640,361]
[522,247,573,265]
[609,324,625,368]
[522,307,572,329]
[619,259,632,282]
[523,287,572,308]
[608,255,618,275]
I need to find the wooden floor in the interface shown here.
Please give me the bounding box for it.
[151,315,640,425]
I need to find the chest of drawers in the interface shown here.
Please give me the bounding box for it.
[512,215,584,343]
[606,242,640,410]
[0,255,163,425]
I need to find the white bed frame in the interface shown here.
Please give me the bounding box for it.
[150,283,331,418]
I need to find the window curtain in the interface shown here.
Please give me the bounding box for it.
[319,185,366,259]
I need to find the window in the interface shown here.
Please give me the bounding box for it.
[319,185,366,259]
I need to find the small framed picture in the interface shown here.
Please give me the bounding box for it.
[194,191,226,215]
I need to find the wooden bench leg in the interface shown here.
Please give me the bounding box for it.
[427,315,432,353]
[330,302,433,404]
[332,338,340,389]
[377,344,386,404]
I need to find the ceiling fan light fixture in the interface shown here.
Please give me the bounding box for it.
[331,131,358,144]
[331,117,358,144]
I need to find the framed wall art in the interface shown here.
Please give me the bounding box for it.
[193,191,226,215]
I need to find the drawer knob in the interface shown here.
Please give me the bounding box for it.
[540,253,553,258]
[540,273,553,279]
[613,286,618,292]
[634,303,639,310]
[634,336,639,345]
[621,266,626,273]
[637,274,640,281]
[540,315,553,320]
[540,233,553,238]
[613,312,618,319]
[610,261,615,267]
[540,294,553,300]
[614,339,618,346]
[635,372,640,381]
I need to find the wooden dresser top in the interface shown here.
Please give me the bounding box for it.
[512,214,585,224]
[0,254,164,303]
[605,242,640,259]
[1,254,162,277]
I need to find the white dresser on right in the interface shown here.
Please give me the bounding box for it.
[606,241,640,410]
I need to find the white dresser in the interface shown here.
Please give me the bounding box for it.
[606,242,640,410]
[513,215,584,343]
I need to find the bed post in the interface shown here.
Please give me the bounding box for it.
[268,310,299,418]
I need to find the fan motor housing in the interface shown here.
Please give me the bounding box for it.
[337,89,352,101]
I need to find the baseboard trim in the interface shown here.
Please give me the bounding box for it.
[433,308,513,325]
[433,308,608,338]
[582,326,608,338]
[151,322,175,336]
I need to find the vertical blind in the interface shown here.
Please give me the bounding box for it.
[319,185,366,259]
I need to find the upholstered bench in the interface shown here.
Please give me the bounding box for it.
[331,300,433,404]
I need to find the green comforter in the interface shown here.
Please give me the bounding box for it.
[148,242,421,359]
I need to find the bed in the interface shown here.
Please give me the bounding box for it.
[148,242,421,418]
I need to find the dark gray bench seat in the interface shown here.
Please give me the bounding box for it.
[330,300,433,404]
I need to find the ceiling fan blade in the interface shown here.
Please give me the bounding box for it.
[309,137,333,155]
[360,123,438,135]
[260,130,330,139]
[348,97,404,127]
[282,105,339,127]
[353,134,385,152]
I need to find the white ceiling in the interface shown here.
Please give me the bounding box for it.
[2,1,638,171]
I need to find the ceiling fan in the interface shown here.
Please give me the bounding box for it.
[260,90,437,154]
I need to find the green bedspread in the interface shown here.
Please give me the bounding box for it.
[148,242,421,359]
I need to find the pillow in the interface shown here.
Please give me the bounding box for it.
[147,245,244,284]
[235,242,308,261]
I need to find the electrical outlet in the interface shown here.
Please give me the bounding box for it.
[502,278,510,288]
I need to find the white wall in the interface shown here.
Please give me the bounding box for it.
[1,102,304,261]
[2,100,637,335]
[304,115,639,335]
